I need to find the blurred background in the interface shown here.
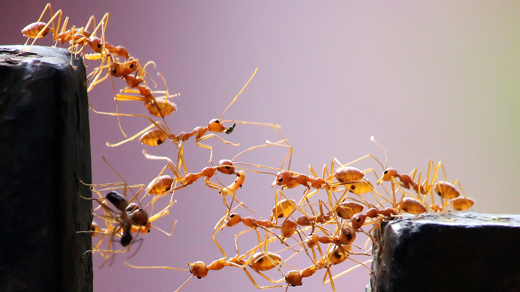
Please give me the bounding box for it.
[3,1,520,291]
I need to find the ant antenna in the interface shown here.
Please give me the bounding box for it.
[370,136,387,170]
[220,67,258,121]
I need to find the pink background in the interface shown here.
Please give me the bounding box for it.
[3,1,520,291]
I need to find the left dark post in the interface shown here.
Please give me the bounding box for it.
[0,46,93,292]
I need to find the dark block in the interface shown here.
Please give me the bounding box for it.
[0,45,92,292]
[367,212,520,292]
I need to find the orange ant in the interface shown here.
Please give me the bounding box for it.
[102,67,281,165]
[142,139,290,211]
[125,238,289,291]
[141,149,248,211]
[22,4,112,60]
[216,208,297,257]
[371,136,439,196]
[283,253,371,292]
[283,244,371,292]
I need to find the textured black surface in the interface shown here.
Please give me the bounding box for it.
[367,212,520,292]
[0,45,92,292]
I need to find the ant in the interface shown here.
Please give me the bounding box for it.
[125,238,288,291]
[141,149,248,211]
[102,67,282,165]
[371,136,439,195]
[142,139,290,211]
[284,244,371,292]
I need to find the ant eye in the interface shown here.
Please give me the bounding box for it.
[384,170,388,174]
[278,178,283,182]
[225,166,230,169]
[214,120,219,123]
[197,276,202,279]
[230,214,235,218]
[130,64,134,68]
[97,43,101,48]
[351,185,356,190]
[112,69,117,74]
[356,218,361,222]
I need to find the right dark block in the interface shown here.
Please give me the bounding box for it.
[368,212,520,292]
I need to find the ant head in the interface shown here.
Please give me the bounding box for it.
[88,36,103,53]
[216,159,236,175]
[123,58,139,75]
[129,209,149,226]
[207,119,226,133]
[378,168,398,184]
[285,270,303,287]
[110,62,125,78]
[224,213,241,227]
[272,171,293,187]
[351,213,367,229]
[188,261,209,279]
[91,221,101,235]
[140,221,152,234]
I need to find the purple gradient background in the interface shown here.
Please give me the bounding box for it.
[3,1,520,291]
